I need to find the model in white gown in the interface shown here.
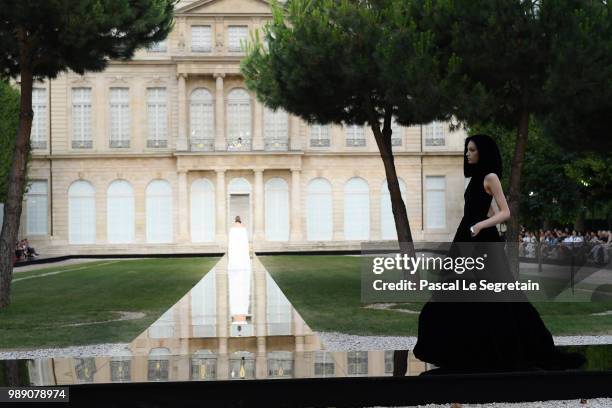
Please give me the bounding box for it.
[227,217,251,324]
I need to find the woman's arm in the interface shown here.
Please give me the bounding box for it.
[474,173,511,233]
[487,199,499,218]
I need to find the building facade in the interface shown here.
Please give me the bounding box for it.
[18,0,467,256]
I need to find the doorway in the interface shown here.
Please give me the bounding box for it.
[228,193,251,237]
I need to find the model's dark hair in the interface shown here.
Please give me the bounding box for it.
[235,215,241,223]
[463,134,503,179]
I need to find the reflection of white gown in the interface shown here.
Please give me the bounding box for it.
[227,225,251,316]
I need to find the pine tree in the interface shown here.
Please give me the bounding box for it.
[0,0,177,308]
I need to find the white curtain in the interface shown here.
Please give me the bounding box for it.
[190,178,215,242]
[107,180,134,243]
[68,180,96,244]
[265,178,289,241]
[146,179,173,243]
[380,178,407,240]
[306,178,333,241]
[343,177,370,240]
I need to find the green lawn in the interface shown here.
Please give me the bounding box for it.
[2,254,611,350]
[0,257,220,350]
[259,255,612,336]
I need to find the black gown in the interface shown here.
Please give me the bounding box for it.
[413,173,576,371]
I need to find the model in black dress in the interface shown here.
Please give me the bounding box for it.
[413,134,585,371]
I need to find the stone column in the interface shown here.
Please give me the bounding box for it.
[289,168,303,242]
[253,168,264,242]
[176,73,188,151]
[214,73,225,151]
[178,170,189,242]
[216,168,227,244]
[289,116,302,151]
[253,99,264,150]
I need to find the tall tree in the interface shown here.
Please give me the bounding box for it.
[472,119,584,230]
[241,0,458,258]
[415,0,612,274]
[0,0,177,308]
[542,0,612,154]
[241,0,462,376]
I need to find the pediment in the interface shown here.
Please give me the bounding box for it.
[177,0,275,15]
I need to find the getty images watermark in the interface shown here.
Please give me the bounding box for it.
[360,241,612,303]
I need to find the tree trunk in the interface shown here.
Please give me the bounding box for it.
[366,103,416,376]
[506,110,530,279]
[0,35,34,308]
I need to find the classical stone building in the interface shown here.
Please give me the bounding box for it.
[17,0,467,257]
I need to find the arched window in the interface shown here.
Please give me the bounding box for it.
[147,347,170,381]
[229,351,255,379]
[107,180,135,243]
[190,88,214,150]
[190,178,215,243]
[306,178,332,241]
[227,89,251,150]
[146,179,173,243]
[149,309,174,339]
[190,349,217,380]
[191,269,217,337]
[380,178,407,240]
[344,177,370,240]
[265,178,289,241]
[68,180,95,244]
[266,273,292,335]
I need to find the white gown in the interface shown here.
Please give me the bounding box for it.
[227,225,252,316]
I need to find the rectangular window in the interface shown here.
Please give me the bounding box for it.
[31,88,47,149]
[228,25,248,52]
[147,87,167,148]
[424,121,446,146]
[147,40,167,53]
[426,175,446,228]
[26,180,48,235]
[72,87,92,149]
[309,124,330,147]
[347,351,368,376]
[391,117,402,146]
[191,25,211,52]
[314,352,335,377]
[109,87,130,148]
[345,124,365,147]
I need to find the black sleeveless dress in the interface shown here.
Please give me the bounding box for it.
[412,173,564,370]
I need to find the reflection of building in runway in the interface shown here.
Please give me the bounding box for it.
[25,256,432,384]
[227,223,252,322]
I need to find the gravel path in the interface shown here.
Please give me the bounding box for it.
[315,332,612,351]
[1,333,611,360]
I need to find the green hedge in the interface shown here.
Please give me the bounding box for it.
[0,80,21,203]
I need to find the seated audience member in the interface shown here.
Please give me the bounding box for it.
[24,238,39,257]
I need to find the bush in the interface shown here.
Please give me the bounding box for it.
[0,80,21,204]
